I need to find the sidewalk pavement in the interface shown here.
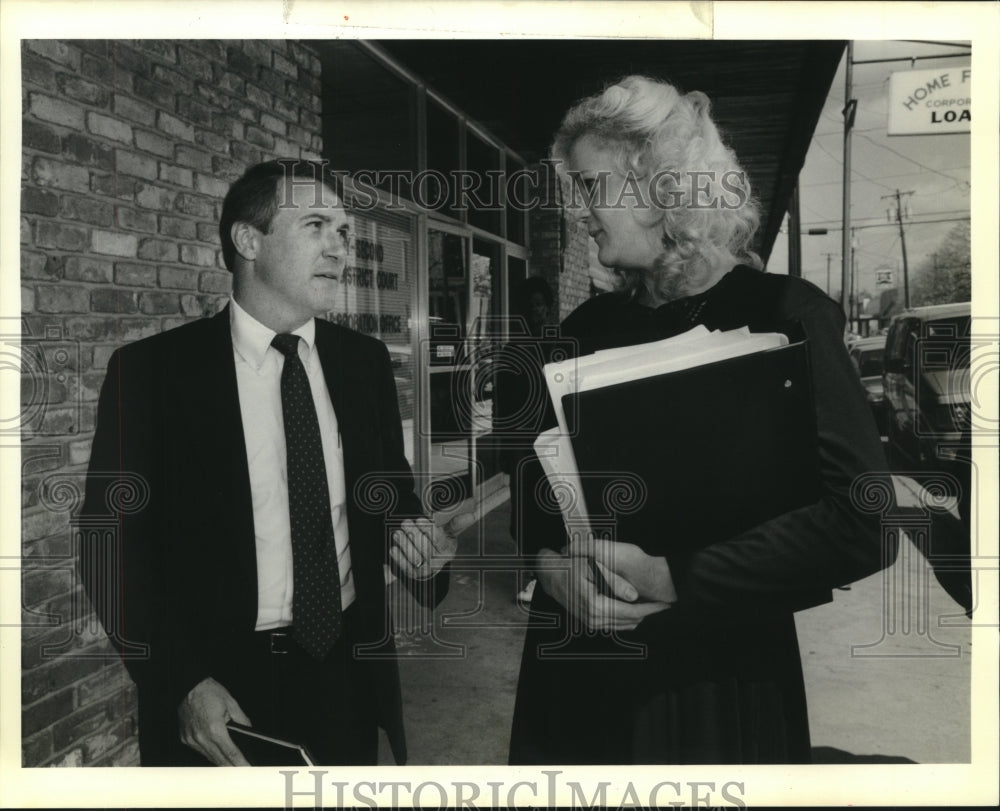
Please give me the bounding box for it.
[379,494,972,765]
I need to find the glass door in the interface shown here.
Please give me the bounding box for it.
[427,227,473,505]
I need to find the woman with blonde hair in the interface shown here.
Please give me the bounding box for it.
[508,75,891,764]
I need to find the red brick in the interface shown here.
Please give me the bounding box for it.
[21,566,74,616]
[211,65,245,94]
[59,194,114,227]
[244,82,271,110]
[111,43,152,77]
[22,120,61,154]
[177,96,213,127]
[256,66,286,97]
[28,93,83,129]
[116,206,158,233]
[21,215,31,244]
[35,284,90,314]
[226,46,257,78]
[91,288,139,314]
[56,74,109,107]
[22,286,35,313]
[196,222,221,244]
[244,39,281,65]
[65,257,114,283]
[80,53,114,85]
[115,149,158,181]
[273,96,298,122]
[272,136,296,159]
[175,145,213,173]
[138,291,179,315]
[158,266,200,289]
[50,748,84,768]
[21,251,59,280]
[21,51,57,90]
[65,315,160,342]
[180,244,217,267]
[259,112,286,135]
[245,125,274,150]
[135,183,178,211]
[22,729,53,767]
[272,51,297,79]
[159,163,193,187]
[195,173,229,198]
[131,76,175,110]
[68,436,94,466]
[230,140,261,166]
[114,263,157,287]
[91,230,138,257]
[113,95,157,127]
[35,221,89,251]
[86,112,133,144]
[32,157,90,193]
[199,270,232,294]
[158,214,196,240]
[151,62,194,94]
[135,129,174,158]
[22,688,75,737]
[157,110,195,142]
[25,39,81,71]
[90,172,138,200]
[21,187,60,216]
[180,294,222,318]
[194,127,229,154]
[61,133,116,171]
[137,238,178,262]
[300,109,321,132]
[177,45,214,81]
[131,39,177,63]
[52,700,115,753]
[174,192,215,218]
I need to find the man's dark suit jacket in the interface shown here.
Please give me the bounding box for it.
[79,305,446,765]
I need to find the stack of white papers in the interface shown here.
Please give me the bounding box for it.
[533,326,789,537]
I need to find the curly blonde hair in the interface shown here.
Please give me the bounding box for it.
[553,75,762,301]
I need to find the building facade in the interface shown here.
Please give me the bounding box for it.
[19,38,595,766]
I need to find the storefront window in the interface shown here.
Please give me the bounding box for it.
[327,205,417,466]
[466,131,502,236]
[319,42,417,200]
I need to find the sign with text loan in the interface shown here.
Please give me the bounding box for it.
[888,67,971,136]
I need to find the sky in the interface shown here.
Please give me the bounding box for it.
[766,40,972,305]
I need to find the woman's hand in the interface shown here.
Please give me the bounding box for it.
[534,547,671,632]
[568,537,678,605]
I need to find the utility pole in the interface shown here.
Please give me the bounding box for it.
[883,189,914,309]
[841,41,856,318]
[821,252,838,298]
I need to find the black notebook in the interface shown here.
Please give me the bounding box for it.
[563,341,821,563]
[226,722,316,766]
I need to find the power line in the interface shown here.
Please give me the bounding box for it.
[855,132,969,188]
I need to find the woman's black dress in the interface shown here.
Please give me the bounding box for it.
[508,266,891,765]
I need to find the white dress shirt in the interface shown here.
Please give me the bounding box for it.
[230,298,356,630]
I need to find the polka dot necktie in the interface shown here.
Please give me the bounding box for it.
[271,333,342,659]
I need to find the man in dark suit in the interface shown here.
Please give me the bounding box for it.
[79,160,455,766]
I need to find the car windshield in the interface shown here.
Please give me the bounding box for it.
[858,349,883,377]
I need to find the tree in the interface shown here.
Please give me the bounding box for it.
[911,222,971,306]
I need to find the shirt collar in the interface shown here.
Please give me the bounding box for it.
[230,297,316,371]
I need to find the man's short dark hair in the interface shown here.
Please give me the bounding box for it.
[218,159,344,271]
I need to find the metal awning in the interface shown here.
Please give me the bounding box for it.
[376,40,845,263]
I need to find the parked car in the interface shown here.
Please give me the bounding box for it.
[882,302,971,473]
[848,334,888,435]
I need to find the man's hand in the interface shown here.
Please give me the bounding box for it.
[389,517,457,580]
[569,537,678,605]
[178,677,252,766]
[535,547,671,632]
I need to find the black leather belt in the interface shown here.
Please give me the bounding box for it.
[255,627,295,655]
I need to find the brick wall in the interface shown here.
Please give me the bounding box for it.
[20,38,323,767]
[527,164,596,321]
